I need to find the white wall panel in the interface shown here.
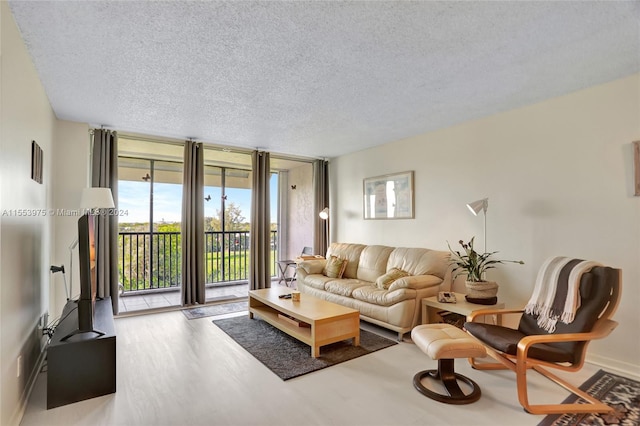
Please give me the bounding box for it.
[333,74,640,372]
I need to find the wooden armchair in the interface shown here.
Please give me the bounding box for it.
[464,266,621,415]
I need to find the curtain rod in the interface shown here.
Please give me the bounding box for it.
[89,129,323,163]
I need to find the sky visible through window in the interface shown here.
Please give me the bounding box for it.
[118,175,278,224]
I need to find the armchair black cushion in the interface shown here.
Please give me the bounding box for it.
[464,322,574,363]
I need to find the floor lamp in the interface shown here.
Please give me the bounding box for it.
[319,207,330,250]
[466,198,488,253]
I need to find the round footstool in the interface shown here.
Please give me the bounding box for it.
[411,323,486,404]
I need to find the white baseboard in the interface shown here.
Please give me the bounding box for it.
[9,346,47,426]
[587,353,640,381]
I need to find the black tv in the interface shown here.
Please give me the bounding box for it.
[62,213,103,341]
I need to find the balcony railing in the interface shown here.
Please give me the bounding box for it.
[119,230,278,293]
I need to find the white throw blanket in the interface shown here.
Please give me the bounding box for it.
[525,257,602,332]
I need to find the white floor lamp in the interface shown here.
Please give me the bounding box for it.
[319,207,330,249]
[466,198,488,253]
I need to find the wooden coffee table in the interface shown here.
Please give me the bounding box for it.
[248,287,360,357]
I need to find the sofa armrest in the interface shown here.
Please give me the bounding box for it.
[388,274,442,292]
[296,259,326,275]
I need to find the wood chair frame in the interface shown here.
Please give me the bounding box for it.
[465,269,621,415]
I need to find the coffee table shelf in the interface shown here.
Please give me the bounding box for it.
[249,288,360,357]
[250,305,314,343]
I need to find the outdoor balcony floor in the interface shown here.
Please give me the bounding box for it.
[117,279,295,314]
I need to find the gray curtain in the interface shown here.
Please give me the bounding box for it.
[313,159,329,256]
[181,140,205,305]
[91,129,119,314]
[249,151,271,290]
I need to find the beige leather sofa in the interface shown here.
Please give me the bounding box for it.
[296,242,452,339]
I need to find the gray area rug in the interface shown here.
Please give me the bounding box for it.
[212,315,397,380]
[182,300,247,320]
[538,369,640,426]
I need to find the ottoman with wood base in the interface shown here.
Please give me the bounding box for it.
[411,323,486,404]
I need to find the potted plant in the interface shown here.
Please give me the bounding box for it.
[447,237,524,304]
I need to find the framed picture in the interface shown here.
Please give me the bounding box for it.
[363,171,414,219]
[31,140,43,184]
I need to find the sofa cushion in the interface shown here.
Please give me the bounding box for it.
[352,286,417,306]
[387,248,449,279]
[387,274,443,292]
[325,279,370,297]
[376,268,410,290]
[323,255,348,278]
[357,245,394,282]
[302,274,334,290]
[326,243,366,279]
[297,259,326,275]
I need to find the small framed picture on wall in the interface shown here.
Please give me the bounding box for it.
[31,140,43,184]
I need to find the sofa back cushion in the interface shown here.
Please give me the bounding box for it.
[387,248,449,279]
[357,245,394,282]
[326,243,366,279]
[376,267,410,289]
[323,255,348,278]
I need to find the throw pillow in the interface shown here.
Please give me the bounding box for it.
[324,255,348,279]
[376,268,409,290]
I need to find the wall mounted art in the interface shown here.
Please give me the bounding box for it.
[363,171,414,219]
[31,140,43,184]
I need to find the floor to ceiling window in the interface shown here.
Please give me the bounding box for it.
[115,135,314,313]
[203,164,254,302]
[117,139,185,312]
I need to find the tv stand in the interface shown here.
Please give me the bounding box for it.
[47,297,116,409]
[60,328,105,341]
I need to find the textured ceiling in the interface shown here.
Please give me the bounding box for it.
[8,1,640,159]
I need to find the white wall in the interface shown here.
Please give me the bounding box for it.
[332,73,640,375]
[1,2,56,424]
[0,5,90,422]
[287,162,314,259]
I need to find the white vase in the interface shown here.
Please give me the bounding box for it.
[465,280,498,301]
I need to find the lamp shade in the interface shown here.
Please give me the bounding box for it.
[466,198,488,216]
[80,187,115,209]
[319,207,329,220]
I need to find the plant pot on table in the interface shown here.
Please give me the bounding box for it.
[465,280,498,305]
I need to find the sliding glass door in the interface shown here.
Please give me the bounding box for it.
[118,156,183,312]
[203,166,252,291]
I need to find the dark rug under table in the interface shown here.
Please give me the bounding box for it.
[212,315,397,380]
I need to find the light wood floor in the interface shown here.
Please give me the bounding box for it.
[21,309,603,426]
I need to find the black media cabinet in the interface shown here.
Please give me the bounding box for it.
[47,297,116,409]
